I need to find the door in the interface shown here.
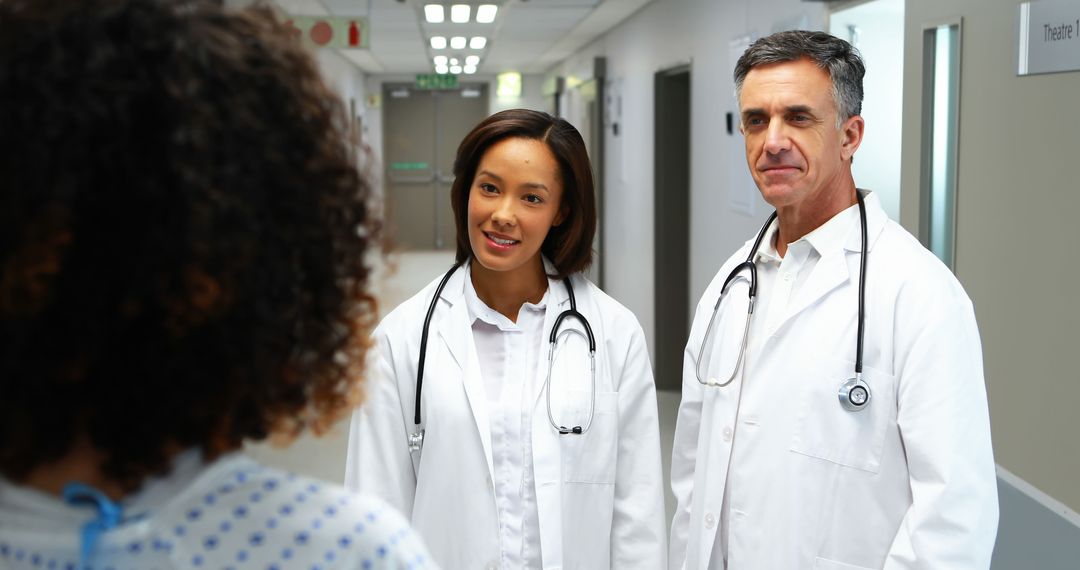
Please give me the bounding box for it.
[383,84,488,250]
[654,66,691,392]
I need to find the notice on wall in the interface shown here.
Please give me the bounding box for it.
[1017,0,1080,75]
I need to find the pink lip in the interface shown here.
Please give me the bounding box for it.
[483,231,519,252]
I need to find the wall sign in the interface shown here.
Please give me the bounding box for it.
[1017,0,1080,75]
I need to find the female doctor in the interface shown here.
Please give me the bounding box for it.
[345,109,666,569]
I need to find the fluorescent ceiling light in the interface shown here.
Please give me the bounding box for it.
[434,55,448,66]
[449,57,459,66]
[476,5,497,24]
[424,4,444,24]
[436,64,449,74]
[465,55,479,66]
[430,36,447,49]
[464,65,477,74]
[450,4,470,23]
[450,36,466,49]
[469,36,487,49]
[450,65,463,74]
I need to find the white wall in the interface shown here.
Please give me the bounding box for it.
[899,0,1080,514]
[546,0,827,358]
[829,0,905,221]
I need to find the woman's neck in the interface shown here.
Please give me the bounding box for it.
[470,256,548,323]
[21,440,129,500]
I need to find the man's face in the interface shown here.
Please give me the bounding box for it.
[738,58,862,212]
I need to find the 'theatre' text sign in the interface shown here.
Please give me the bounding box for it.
[1017,0,1080,75]
[285,16,369,49]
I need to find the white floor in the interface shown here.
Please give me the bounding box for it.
[246,250,682,526]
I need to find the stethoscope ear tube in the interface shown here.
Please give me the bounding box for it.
[415,264,462,427]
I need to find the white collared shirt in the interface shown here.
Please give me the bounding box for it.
[714,200,860,567]
[463,264,547,569]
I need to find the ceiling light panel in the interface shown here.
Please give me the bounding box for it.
[430,36,447,49]
[465,55,480,66]
[424,4,444,24]
[450,4,470,24]
[476,5,497,24]
[434,55,448,66]
[436,64,449,74]
[469,36,487,49]
[450,36,466,49]
[464,65,477,74]
[450,65,463,74]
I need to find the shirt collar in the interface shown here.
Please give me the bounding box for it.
[755,192,864,263]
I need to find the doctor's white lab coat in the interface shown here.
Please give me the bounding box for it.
[669,193,998,569]
[346,267,666,570]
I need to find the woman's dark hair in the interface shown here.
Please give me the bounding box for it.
[450,109,596,278]
[0,0,377,491]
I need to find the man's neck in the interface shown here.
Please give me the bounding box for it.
[774,182,858,257]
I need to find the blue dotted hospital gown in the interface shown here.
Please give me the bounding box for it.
[0,452,434,570]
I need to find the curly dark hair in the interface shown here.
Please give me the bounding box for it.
[0,0,377,491]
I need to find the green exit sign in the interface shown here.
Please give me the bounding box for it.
[416,74,459,90]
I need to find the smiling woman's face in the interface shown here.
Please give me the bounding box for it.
[467,136,564,277]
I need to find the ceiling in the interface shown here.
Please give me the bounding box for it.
[271,0,654,75]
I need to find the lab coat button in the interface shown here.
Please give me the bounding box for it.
[704,513,716,529]
[722,427,733,442]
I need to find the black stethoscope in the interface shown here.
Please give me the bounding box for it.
[408,262,597,456]
[693,191,871,412]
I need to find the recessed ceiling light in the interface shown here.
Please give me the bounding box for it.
[450,65,463,74]
[450,36,466,49]
[465,55,479,66]
[449,58,459,66]
[434,55,448,66]
[469,36,487,50]
[424,4,444,24]
[464,64,477,74]
[450,4,470,23]
[436,64,449,74]
[430,36,447,50]
[476,5,497,24]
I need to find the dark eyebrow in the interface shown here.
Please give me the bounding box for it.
[476,170,549,192]
[475,169,503,182]
[742,105,818,121]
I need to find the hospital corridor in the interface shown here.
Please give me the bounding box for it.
[2,0,1079,568]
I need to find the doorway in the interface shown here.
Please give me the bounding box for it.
[654,66,691,392]
[382,84,489,250]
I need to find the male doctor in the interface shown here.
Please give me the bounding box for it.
[669,31,998,569]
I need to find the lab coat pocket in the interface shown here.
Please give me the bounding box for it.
[813,556,876,570]
[789,358,897,473]
[559,390,618,484]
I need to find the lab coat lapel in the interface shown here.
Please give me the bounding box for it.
[435,274,496,481]
[769,246,851,338]
[766,191,888,338]
[530,273,575,407]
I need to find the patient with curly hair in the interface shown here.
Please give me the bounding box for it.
[0,1,434,568]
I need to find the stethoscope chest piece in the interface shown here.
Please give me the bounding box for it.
[838,375,871,412]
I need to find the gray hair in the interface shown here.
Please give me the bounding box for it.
[734,30,865,127]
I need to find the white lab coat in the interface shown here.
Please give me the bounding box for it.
[669,193,998,569]
[346,265,666,570]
